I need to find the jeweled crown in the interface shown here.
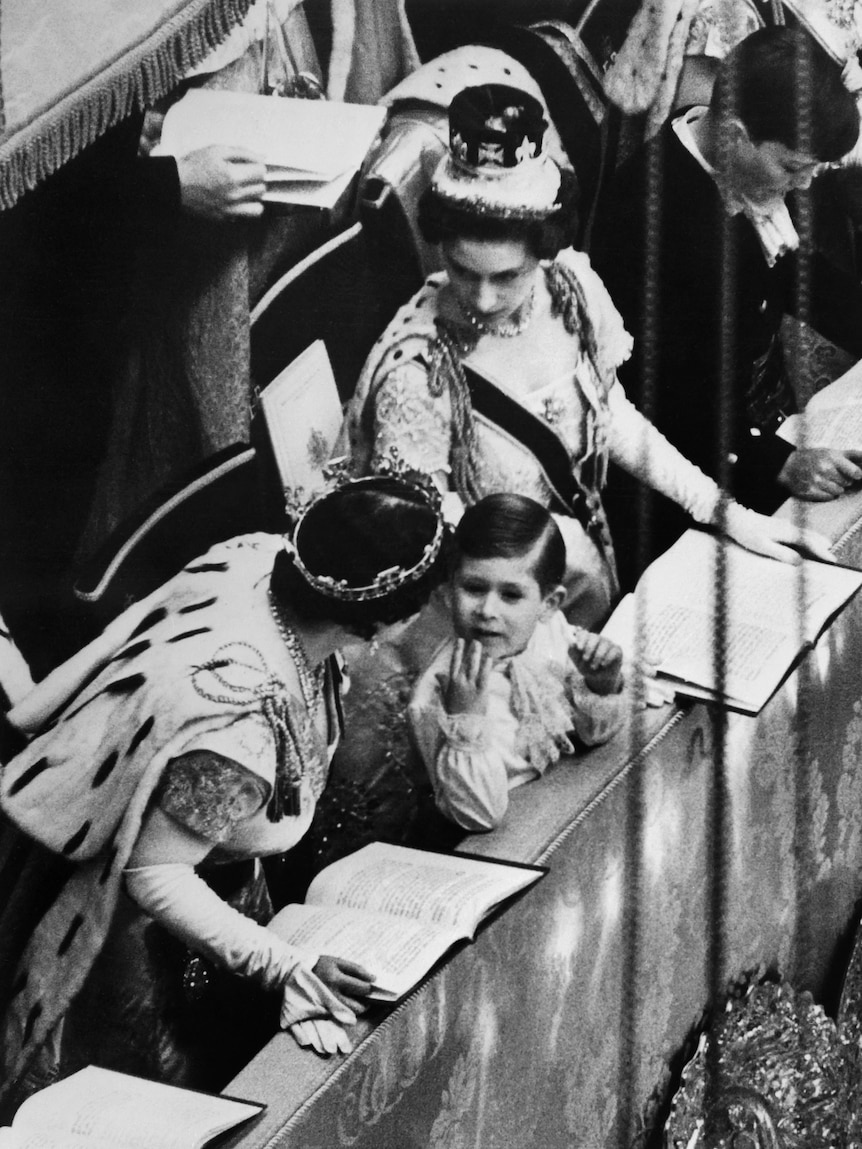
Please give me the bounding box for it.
[284,458,446,603]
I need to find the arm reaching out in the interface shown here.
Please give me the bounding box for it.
[126,800,363,1054]
[177,145,267,220]
[606,382,834,565]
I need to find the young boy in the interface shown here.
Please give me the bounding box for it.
[408,493,625,832]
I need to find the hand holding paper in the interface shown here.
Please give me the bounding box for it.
[177,146,267,220]
[778,447,862,501]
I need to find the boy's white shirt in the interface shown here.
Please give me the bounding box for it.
[408,611,624,832]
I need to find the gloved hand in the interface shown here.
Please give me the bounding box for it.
[290,1018,353,1055]
[124,863,356,1031]
[723,502,834,565]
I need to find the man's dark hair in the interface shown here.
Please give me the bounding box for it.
[713,27,859,162]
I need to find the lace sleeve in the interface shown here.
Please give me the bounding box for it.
[370,362,453,478]
[156,750,269,844]
[556,248,633,377]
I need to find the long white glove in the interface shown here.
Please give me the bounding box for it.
[290,1018,353,1055]
[607,385,834,564]
[722,502,834,565]
[124,863,357,1032]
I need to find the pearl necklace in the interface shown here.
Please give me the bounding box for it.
[459,285,536,339]
[268,590,323,713]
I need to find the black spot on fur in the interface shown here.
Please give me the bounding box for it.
[91,750,119,787]
[179,597,217,614]
[58,914,84,956]
[130,607,168,639]
[127,716,155,756]
[7,757,51,796]
[110,638,151,663]
[185,562,228,574]
[168,627,211,644]
[62,822,91,855]
[63,672,147,723]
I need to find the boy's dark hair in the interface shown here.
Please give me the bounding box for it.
[454,493,565,592]
[713,27,859,162]
[417,167,579,259]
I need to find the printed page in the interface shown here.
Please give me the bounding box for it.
[12,1066,262,1149]
[158,91,386,180]
[258,340,342,492]
[778,360,862,448]
[778,404,862,449]
[263,167,357,210]
[603,530,862,710]
[0,1131,115,1149]
[305,842,541,938]
[268,903,462,999]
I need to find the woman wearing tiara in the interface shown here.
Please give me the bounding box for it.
[343,83,832,626]
[0,473,449,1103]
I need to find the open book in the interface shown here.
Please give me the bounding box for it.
[777,360,862,450]
[269,842,545,1001]
[602,529,862,714]
[0,1066,263,1149]
[157,90,387,209]
[256,339,342,497]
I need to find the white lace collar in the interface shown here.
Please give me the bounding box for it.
[672,106,800,268]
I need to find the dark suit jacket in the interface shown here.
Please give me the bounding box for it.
[591,114,862,579]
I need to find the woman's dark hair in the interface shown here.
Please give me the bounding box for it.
[417,167,579,259]
[270,477,450,638]
[713,27,859,162]
[454,493,565,592]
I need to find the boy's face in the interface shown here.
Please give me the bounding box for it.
[728,124,819,204]
[450,548,563,660]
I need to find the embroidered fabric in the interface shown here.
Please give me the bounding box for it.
[156,752,269,844]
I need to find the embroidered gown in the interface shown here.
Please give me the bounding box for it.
[0,534,339,1097]
[343,246,730,629]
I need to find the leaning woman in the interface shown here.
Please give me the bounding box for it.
[0,473,448,1103]
[344,84,830,626]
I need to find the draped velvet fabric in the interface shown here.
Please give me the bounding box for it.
[0,0,255,207]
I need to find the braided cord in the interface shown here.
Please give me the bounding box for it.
[430,261,608,509]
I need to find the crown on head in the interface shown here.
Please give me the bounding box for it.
[432,83,562,220]
[284,457,446,603]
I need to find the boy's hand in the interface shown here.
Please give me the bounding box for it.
[440,638,493,715]
[569,627,624,695]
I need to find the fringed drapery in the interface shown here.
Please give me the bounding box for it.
[0,0,255,209]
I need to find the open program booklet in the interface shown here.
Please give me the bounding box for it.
[269,842,545,1001]
[777,359,862,450]
[157,90,387,209]
[0,1066,263,1149]
[602,529,862,715]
